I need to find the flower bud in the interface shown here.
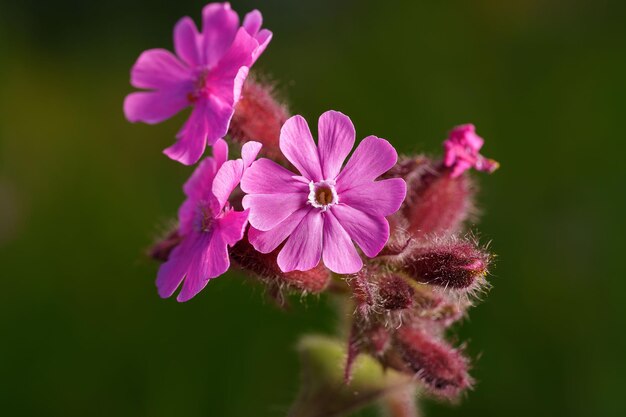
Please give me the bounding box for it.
[378,274,414,311]
[229,234,331,294]
[401,238,489,291]
[396,156,475,238]
[392,327,473,398]
[406,286,467,328]
[229,78,289,161]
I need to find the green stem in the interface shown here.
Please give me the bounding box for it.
[380,384,420,417]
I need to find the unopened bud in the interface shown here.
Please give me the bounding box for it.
[409,286,467,328]
[401,238,489,291]
[229,234,331,294]
[392,327,473,398]
[396,156,475,238]
[229,78,289,161]
[378,274,414,311]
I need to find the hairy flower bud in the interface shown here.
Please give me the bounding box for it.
[396,157,475,238]
[401,238,489,292]
[378,274,415,311]
[229,78,289,161]
[391,327,473,398]
[229,234,331,294]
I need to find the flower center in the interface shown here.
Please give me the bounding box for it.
[308,180,338,211]
[193,201,215,233]
[187,69,211,103]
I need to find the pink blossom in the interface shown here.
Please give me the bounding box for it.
[124,3,272,165]
[156,140,262,302]
[443,124,499,178]
[240,111,407,274]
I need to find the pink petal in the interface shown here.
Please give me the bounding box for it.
[212,141,262,210]
[241,158,308,194]
[201,2,240,68]
[164,96,234,165]
[157,231,228,302]
[339,178,407,217]
[252,29,272,63]
[242,10,263,36]
[182,157,220,200]
[159,209,248,303]
[174,17,202,68]
[331,204,389,258]
[212,159,244,209]
[177,198,197,235]
[156,234,198,299]
[217,209,249,246]
[212,138,229,168]
[208,28,257,97]
[178,156,222,234]
[317,110,355,180]
[241,140,262,168]
[321,210,363,274]
[280,115,323,181]
[450,160,472,178]
[182,196,221,234]
[163,102,207,164]
[336,136,398,193]
[130,49,192,90]
[248,207,311,253]
[242,192,307,231]
[177,232,229,302]
[242,10,272,63]
[123,90,189,124]
[277,210,323,272]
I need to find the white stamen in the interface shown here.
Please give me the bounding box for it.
[308,180,339,211]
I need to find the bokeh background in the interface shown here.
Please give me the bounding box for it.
[1,0,625,416]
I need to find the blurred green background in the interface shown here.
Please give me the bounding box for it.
[1,0,625,416]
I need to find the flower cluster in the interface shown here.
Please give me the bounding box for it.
[125,2,499,414]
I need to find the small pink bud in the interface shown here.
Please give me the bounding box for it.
[230,234,331,294]
[401,238,489,291]
[229,78,289,161]
[393,327,473,398]
[443,124,499,178]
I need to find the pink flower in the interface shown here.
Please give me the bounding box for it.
[240,111,407,274]
[124,3,272,165]
[443,124,499,178]
[157,140,262,302]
